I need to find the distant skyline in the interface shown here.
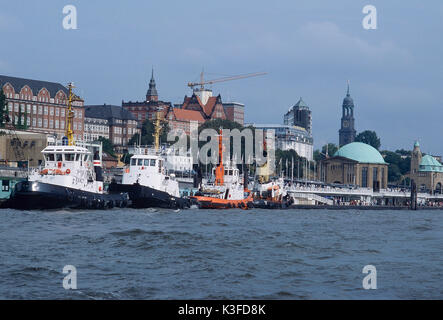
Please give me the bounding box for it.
[1,0,442,154]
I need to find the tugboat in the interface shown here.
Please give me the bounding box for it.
[3,83,129,210]
[109,113,189,209]
[190,129,253,209]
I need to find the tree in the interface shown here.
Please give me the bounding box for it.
[128,119,169,146]
[94,137,116,157]
[355,130,381,150]
[0,88,8,128]
[381,150,411,183]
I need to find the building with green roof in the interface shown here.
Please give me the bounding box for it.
[319,142,388,189]
[409,141,443,193]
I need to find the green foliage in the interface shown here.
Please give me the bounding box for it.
[381,150,411,183]
[314,143,338,161]
[355,130,381,150]
[129,119,169,146]
[0,88,8,128]
[275,149,305,178]
[94,137,116,158]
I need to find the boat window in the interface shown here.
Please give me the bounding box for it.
[75,154,81,161]
[228,170,233,175]
[144,159,150,166]
[224,170,228,175]
[56,154,63,161]
[150,159,156,166]
[65,153,75,161]
[137,159,143,166]
[131,158,137,166]
[84,154,88,162]
[47,154,55,161]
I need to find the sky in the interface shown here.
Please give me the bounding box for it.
[1,0,442,154]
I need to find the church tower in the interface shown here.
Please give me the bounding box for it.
[338,82,356,146]
[146,68,158,102]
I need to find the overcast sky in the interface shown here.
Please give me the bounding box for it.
[1,0,442,154]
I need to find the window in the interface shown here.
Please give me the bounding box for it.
[56,154,63,161]
[61,121,65,129]
[44,119,48,128]
[32,118,36,127]
[47,154,55,161]
[65,154,75,161]
[361,167,368,188]
[38,105,43,115]
[33,105,37,114]
[55,120,59,129]
[44,106,48,115]
[2,180,10,192]
[38,118,42,127]
[150,159,156,166]
[137,159,143,166]
[55,108,59,116]
[26,104,31,113]
[50,107,54,116]
[144,159,150,166]
[131,158,136,166]
[49,120,53,128]
[61,109,65,117]
[14,103,19,112]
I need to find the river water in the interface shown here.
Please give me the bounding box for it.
[0,208,442,299]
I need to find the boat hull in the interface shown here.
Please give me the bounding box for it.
[2,180,129,210]
[190,194,253,209]
[109,183,189,209]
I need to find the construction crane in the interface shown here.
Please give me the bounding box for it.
[187,71,267,91]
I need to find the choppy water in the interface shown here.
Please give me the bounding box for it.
[0,207,442,299]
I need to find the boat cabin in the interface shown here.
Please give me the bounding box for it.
[41,145,92,174]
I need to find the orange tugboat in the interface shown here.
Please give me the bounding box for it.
[191,129,253,209]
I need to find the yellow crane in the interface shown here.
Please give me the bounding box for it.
[187,71,267,91]
[65,82,75,146]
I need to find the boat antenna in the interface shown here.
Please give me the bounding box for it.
[66,82,75,146]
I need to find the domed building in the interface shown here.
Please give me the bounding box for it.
[319,142,388,190]
[409,141,443,193]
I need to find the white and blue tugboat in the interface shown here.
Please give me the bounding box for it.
[109,113,189,209]
[4,83,128,210]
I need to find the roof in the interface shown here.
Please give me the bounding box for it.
[0,74,69,97]
[171,108,205,122]
[419,155,443,172]
[84,104,137,123]
[293,97,308,108]
[334,142,386,164]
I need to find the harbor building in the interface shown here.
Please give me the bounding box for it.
[319,142,388,190]
[0,129,48,167]
[122,69,173,123]
[284,97,312,134]
[0,75,85,141]
[408,141,443,193]
[249,124,314,161]
[84,104,139,151]
[338,83,356,147]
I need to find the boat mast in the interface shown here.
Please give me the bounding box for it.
[215,129,224,186]
[66,82,75,146]
[153,111,162,152]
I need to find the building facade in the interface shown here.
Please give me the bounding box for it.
[0,75,85,141]
[409,141,443,193]
[223,102,245,125]
[250,124,314,161]
[338,84,356,147]
[320,142,388,189]
[283,97,312,134]
[84,104,139,150]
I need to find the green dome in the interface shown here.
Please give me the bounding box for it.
[334,142,386,164]
[419,155,443,172]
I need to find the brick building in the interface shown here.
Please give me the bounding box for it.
[0,75,85,141]
[223,102,245,125]
[84,104,139,151]
[122,70,172,123]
